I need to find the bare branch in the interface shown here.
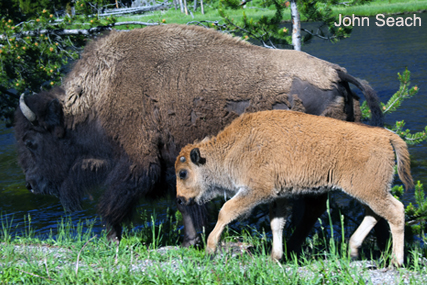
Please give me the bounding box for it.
[99,2,170,17]
[0,22,161,40]
[301,28,336,41]
[0,86,19,98]
[187,20,225,30]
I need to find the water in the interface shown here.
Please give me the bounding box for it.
[301,13,427,198]
[1,13,426,238]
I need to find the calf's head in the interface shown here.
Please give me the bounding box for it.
[175,147,206,206]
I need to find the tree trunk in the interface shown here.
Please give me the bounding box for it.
[194,0,197,11]
[290,0,301,51]
[184,0,188,15]
[201,0,204,14]
[179,0,184,13]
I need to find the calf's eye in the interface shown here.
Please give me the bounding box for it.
[179,169,187,180]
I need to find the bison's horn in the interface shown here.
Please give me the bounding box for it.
[19,93,36,122]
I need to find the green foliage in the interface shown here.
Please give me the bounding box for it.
[0,11,80,124]
[321,0,374,6]
[220,0,242,10]
[361,68,427,145]
[393,181,427,243]
[75,0,110,22]
[218,0,359,48]
[218,0,291,48]
[0,0,21,22]
[17,0,71,16]
[299,0,353,43]
[0,1,119,125]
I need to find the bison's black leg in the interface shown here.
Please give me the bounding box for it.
[105,222,123,243]
[99,159,161,242]
[286,194,328,255]
[286,194,390,257]
[99,181,141,242]
[177,202,208,247]
[177,201,198,247]
[373,215,390,252]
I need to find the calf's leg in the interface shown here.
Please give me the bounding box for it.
[207,188,267,255]
[349,207,380,260]
[350,194,405,266]
[269,198,288,261]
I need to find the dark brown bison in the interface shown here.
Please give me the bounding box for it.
[14,24,383,248]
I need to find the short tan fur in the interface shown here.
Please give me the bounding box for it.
[175,110,413,266]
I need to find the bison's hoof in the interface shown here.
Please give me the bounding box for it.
[207,253,216,261]
[181,236,200,248]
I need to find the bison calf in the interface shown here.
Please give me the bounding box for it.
[175,110,413,266]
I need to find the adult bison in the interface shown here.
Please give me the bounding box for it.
[14,24,383,249]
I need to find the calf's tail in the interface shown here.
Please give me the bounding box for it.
[337,70,384,127]
[390,133,414,191]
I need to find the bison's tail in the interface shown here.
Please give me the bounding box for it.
[337,70,384,127]
[390,132,414,191]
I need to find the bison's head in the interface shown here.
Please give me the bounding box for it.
[175,147,207,206]
[14,89,73,198]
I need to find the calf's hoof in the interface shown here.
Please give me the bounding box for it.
[205,245,216,255]
[390,257,403,268]
[270,252,283,262]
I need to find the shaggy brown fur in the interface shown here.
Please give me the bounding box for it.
[16,24,383,247]
[60,25,379,175]
[175,110,413,266]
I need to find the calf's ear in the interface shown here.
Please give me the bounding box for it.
[190,148,206,166]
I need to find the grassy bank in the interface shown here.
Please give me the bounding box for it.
[334,0,427,17]
[1,212,427,284]
[116,4,280,26]
[113,0,427,27]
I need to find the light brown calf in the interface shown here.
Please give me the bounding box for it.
[175,110,413,266]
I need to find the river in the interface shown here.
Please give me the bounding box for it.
[1,12,426,239]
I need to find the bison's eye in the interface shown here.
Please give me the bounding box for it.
[179,169,187,180]
[180,156,186,163]
[24,139,37,151]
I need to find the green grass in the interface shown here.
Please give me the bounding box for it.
[114,6,281,29]
[333,0,427,17]
[111,0,427,28]
[1,209,427,284]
